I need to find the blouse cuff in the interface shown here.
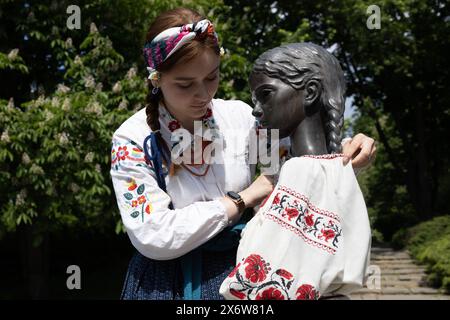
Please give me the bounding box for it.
[210,198,231,228]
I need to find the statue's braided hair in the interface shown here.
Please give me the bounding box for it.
[252,43,346,153]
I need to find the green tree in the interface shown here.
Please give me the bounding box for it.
[0,27,145,298]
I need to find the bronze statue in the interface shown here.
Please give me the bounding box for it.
[249,42,345,157]
[220,43,373,301]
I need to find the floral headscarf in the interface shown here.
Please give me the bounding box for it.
[143,19,219,80]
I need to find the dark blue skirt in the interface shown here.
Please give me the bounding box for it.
[120,248,237,300]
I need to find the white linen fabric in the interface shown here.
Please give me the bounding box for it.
[219,154,371,300]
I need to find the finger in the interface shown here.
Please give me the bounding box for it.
[341,137,353,147]
[352,139,375,168]
[342,138,362,165]
[341,138,352,165]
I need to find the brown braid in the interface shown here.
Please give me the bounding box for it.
[145,80,180,175]
[145,81,162,132]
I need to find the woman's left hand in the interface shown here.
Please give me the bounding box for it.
[342,133,377,169]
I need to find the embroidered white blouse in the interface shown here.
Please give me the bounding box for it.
[110,99,256,260]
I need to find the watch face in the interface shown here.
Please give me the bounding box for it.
[227,191,240,200]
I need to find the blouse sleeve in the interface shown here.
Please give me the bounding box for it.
[219,155,371,299]
[110,134,230,260]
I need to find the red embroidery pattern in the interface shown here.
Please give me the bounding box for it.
[111,138,154,172]
[264,214,338,255]
[225,254,320,300]
[278,186,340,222]
[301,153,344,160]
[296,284,320,300]
[264,186,342,255]
[122,178,152,222]
[168,120,181,132]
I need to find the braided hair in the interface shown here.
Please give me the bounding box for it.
[252,43,346,153]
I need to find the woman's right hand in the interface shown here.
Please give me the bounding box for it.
[239,174,275,208]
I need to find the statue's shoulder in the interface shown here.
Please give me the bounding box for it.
[282,156,316,171]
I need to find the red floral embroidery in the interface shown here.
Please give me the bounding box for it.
[244,254,268,283]
[128,184,137,191]
[278,185,340,222]
[320,228,336,242]
[301,154,344,160]
[123,183,152,222]
[228,263,241,278]
[275,269,293,280]
[117,146,129,161]
[284,207,299,221]
[168,120,181,132]
[203,108,213,119]
[137,195,146,204]
[111,138,155,173]
[224,253,321,300]
[230,289,246,300]
[305,213,315,227]
[296,284,320,300]
[273,193,281,205]
[255,287,285,300]
[265,185,342,254]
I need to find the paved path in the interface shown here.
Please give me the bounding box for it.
[350,247,450,300]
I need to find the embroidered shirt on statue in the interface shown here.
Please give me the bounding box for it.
[110,99,256,260]
[219,154,372,300]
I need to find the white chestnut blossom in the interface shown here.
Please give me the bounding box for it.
[8,48,19,60]
[112,81,122,93]
[84,152,94,163]
[90,22,98,34]
[1,130,10,143]
[57,84,71,94]
[22,153,31,165]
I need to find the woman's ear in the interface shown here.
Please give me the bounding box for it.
[151,79,159,88]
[303,79,322,116]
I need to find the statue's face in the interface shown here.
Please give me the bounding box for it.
[249,72,305,138]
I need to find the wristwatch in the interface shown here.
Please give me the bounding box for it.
[226,191,246,213]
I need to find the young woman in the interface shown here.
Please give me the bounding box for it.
[110,8,376,300]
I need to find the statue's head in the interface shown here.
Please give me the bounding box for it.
[249,42,346,153]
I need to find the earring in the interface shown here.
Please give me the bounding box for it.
[152,87,159,95]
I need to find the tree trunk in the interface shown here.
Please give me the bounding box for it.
[19,225,50,299]
[413,102,433,219]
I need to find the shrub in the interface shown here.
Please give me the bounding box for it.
[392,215,450,293]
